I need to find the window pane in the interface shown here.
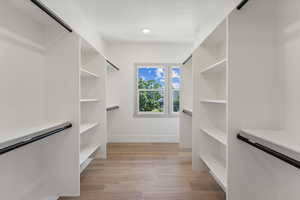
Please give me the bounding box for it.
[139,91,164,112]
[173,90,180,112]
[138,67,165,89]
[171,67,180,90]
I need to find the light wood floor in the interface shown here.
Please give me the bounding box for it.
[60,143,225,200]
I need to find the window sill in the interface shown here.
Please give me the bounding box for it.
[133,113,179,118]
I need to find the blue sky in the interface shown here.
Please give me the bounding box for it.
[138,67,180,89]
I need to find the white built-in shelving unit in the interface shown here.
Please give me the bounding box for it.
[0,1,107,199]
[106,59,120,143]
[201,154,226,190]
[0,0,81,199]
[192,0,300,199]
[179,56,193,149]
[80,99,100,103]
[79,39,107,172]
[80,123,99,135]
[192,18,228,191]
[201,128,227,146]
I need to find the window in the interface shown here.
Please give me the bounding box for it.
[135,64,180,116]
[171,67,180,113]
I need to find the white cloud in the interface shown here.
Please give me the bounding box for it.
[172,82,180,89]
[172,70,180,79]
[156,68,164,79]
[140,75,146,81]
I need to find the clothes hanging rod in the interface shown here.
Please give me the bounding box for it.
[106,105,120,111]
[236,0,249,10]
[182,109,192,117]
[31,0,73,33]
[182,55,192,65]
[0,122,72,155]
[106,60,120,71]
[237,134,300,169]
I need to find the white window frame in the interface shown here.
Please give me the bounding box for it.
[134,63,181,118]
[170,66,181,114]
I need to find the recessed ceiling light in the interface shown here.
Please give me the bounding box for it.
[142,28,151,34]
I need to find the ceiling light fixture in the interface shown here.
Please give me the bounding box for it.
[142,28,151,34]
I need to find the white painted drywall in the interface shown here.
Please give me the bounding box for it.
[106,42,191,142]
[41,0,108,57]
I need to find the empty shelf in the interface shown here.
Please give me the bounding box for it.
[240,129,300,155]
[80,145,100,165]
[80,99,99,103]
[200,99,227,104]
[201,128,227,146]
[80,123,99,135]
[0,121,71,150]
[106,105,120,111]
[201,154,227,190]
[182,108,193,116]
[200,59,227,74]
[80,68,100,78]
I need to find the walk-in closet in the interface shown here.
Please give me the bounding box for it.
[1,0,300,200]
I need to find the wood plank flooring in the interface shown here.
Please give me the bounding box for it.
[60,143,225,200]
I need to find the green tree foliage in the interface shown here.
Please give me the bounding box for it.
[138,78,180,113]
[173,91,180,112]
[139,79,163,112]
[138,79,162,89]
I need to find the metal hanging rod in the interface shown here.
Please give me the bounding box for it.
[106,105,120,111]
[237,0,249,10]
[0,122,72,155]
[31,0,73,33]
[182,109,192,117]
[237,134,300,169]
[106,60,120,71]
[182,55,192,65]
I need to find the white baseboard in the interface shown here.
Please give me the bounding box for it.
[109,134,179,143]
[46,197,58,200]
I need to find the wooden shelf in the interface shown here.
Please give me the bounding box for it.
[200,99,227,104]
[80,145,100,165]
[80,99,100,103]
[80,123,99,135]
[80,68,99,78]
[201,128,227,146]
[240,129,300,155]
[201,154,227,190]
[200,59,227,74]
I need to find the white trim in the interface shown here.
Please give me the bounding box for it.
[46,197,59,200]
[170,66,181,114]
[134,63,181,117]
[109,134,179,143]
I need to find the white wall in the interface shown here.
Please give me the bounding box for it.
[41,0,108,57]
[192,0,240,54]
[107,42,191,143]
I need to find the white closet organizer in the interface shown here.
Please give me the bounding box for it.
[179,56,193,149]
[192,0,300,199]
[106,59,120,111]
[0,0,80,199]
[106,60,120,143]
[192,18,228,191]
[79,39,107,173]
[227,0,300,199]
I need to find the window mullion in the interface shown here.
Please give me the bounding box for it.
[165,66,169,115]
